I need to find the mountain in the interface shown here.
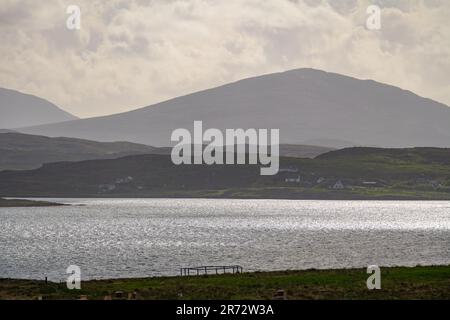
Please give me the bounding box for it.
[0,132,166,170]
[16,69,450,148]
[0,147,449,199]
[0,88,77,129]
[0,132,332,170]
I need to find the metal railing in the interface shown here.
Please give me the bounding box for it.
[180,265,243,276]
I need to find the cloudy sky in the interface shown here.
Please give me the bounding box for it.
[0,0,449,118]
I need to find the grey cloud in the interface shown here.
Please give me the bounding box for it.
[0,0,448,118]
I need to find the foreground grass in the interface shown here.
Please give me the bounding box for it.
[1,266,449,300]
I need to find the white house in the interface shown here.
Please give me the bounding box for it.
[285,176,301,183]
[332,180,344,189]
[115,176,134,184]
[316,177,326,184]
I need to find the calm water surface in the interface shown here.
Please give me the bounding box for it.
[1,199,449,280]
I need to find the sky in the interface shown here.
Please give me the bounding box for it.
[0,0,449,118]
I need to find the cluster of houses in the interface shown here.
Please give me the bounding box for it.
[279,167,384,190]
[279,167,447,191]
[93,170,446,194]
[98,176,135,193]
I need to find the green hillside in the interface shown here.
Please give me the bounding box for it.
[0,147,449,199]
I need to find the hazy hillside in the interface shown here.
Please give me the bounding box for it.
[1,147,449,199]
[279,144,334,158]
[0,131,333,170]
[17,69,450,148]
[0,88,77,129]
[0,132,165,170]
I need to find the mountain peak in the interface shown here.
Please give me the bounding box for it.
[0,87,78,129]
[17,69,450,148]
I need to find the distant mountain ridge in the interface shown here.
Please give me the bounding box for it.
[16,68,450,148]
[0,88,77,129]
[0,132,164,170]
[0,132,332,170]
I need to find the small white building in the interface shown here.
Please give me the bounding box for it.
[285,176,301,183]
[332,180,344,189]
[115,176,134,184]
[316,177,326,184]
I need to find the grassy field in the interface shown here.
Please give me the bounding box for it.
[1,266,449,300]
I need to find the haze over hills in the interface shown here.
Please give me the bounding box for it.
[0,88,78,129]
[0,132,164,170]
[16,68,450,148]
[0,132,331,170]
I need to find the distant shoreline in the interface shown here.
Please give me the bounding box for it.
[0,197,65,207]
[5,188,450,202]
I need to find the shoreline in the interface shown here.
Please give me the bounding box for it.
[0,197,65,207]
[4,190,450,202]
[1,265,449,300]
